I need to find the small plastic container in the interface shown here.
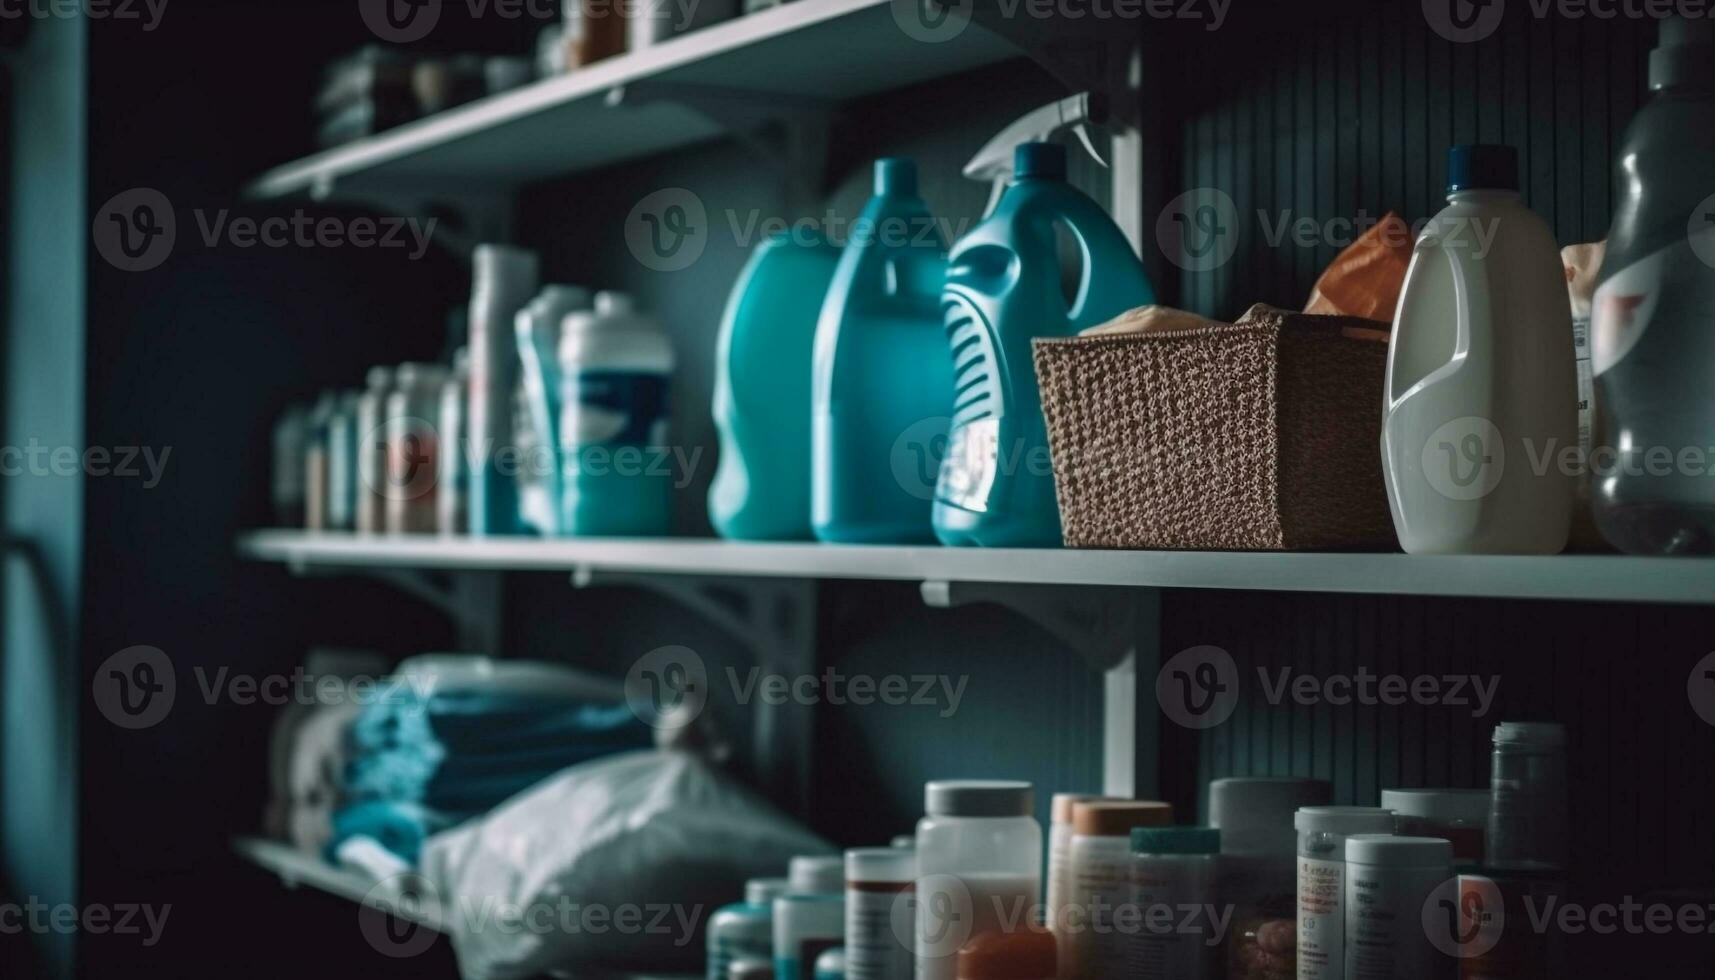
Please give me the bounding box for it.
[1381,788,1489,865]
[956,927,1056,980]
[354,366,394,534]
[1293,807,1395,980]
[1487,722,1568,870]
[775,894,845,980]
[1065,801,1174,980]
[437,350,470,535]
[845,848,914,980]
[1343,836,1455,980]
[384,363,449,534]
[790,855,846,895]
[1046,793,1107,939]
[709,878,790,980]
[914,781,1042,980]
[1128,826,1221,980]
[813,947,846,980]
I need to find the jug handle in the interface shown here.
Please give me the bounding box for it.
[1057,197,1155,321]
[1386,225,1489,413]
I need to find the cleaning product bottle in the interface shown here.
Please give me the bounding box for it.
[516,285,594,536]
[710,231,842,541]
[811,158,952,544]
[1382,145,1577,554]
[467,244,540,536]
[558,291,675,536]
[933,142,1155,548]
[1590,16,1715,553]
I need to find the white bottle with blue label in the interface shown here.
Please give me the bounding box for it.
[557,291,675,536]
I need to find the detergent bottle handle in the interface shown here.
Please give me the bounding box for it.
[1054,194,1150,321]
[1386,220,1489,413]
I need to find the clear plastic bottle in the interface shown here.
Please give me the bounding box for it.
[1046,793,1107,942]
[1486,722,1568,871]
[1591,16,1715,553]
[1293,807,1395,980]
[913,781,1041,980]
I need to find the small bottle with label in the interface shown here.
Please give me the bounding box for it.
[1294,807,1395,980]
[709,878,790,980]
[1128,826,1220,980]
[774,894,845,980]
[1342,836,1455,980]
[845,848,914,980]
[1065,801,1174,980]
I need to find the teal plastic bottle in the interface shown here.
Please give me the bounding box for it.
[709,231,842,540]
[812,158,953,544]
[933,142,1155,547]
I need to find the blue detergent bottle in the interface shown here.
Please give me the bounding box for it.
[710,231,842,540]
[812,158,953,544]
[933,142,1155,547]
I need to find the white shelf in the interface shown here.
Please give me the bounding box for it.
[248,0,1020,202]
[237,530,1715,605]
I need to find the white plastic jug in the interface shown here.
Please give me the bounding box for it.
[1382,145,1577,555]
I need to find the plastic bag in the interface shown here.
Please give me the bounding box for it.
[420,749,832,979]
[1304,212,1414,322]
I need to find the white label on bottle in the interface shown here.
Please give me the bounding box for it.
[1129,863,1216,980]
[1296,857,1343,980]
[935,418,999,512]
[846,886,913,980]
[1345,866,1451,980]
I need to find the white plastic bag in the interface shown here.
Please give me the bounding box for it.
[420,749,831,980]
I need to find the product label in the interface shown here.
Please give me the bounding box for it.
[936,418,999,512]
[1297,857,1343,980]
[847,885,914,980]
[1591,240,1676,377]
[1345,869,1452,980]
[561,370,669,447]
[1129,865,1217,980]
[1071,858,1133,980]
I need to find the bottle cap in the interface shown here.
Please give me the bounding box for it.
[788,855,845,894]
[875,157,918,197]
[1446,144,1519,194]
[1051,793,1108,825]
[1071,800,1173,837]
[366,366,394,390]
[745,877,790,906]
[1014,142,1066,180]
[846,847,915,884]
[956,927,1056,980]
[1381,789,1490,825]
[1294,806,1396,836]
[1652,15,1715,90]
[925,780,1034,818]
[1131,826,1221,855]
[594,290,636,318]
[1492,721,1566,746]
[1345,834,1455,868]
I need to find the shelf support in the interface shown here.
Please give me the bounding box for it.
[572,568,818,814]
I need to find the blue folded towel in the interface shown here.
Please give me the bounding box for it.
[329,800,460,865]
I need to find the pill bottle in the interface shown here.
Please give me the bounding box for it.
[1381,789,1488,866]
[775,894,845,980]
[1487,722,1568,870]
[1208,777,1330,980]
[1065,800,1173,980]
[955,926,1056,980]
[845,848,914,980]
[1046,793,1108,938]
[1128,826,1221,980]
[1294,807,1394,980]
[1343,835,1455,980]
[709,878,790,980]
[914,781,1041,980]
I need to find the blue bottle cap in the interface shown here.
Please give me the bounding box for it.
[1446,145,1519,195]
[874,158,917,197]
[1015,142,1067,180]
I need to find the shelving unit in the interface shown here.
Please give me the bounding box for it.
[238,530,1715,606]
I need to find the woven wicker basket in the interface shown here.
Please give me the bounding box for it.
[1032,304,1397,551]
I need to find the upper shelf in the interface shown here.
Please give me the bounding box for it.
[247,0,1021,203]
[237,530,1715,605]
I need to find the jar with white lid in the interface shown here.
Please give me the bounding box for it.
[845,848,914,980]
[913,780,1041,980]
[1487,722,1568,870]
[1380,788,1489,866]
[1065,800,1173,980]
[1209,777,1330,980]
[1128,826,1221,980]
[1342,835,1455,980]
[792,855,847,895]
[776,894,845,980]
[1294,807,1395,980]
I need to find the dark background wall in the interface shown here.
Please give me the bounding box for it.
[59,0,1715,976]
